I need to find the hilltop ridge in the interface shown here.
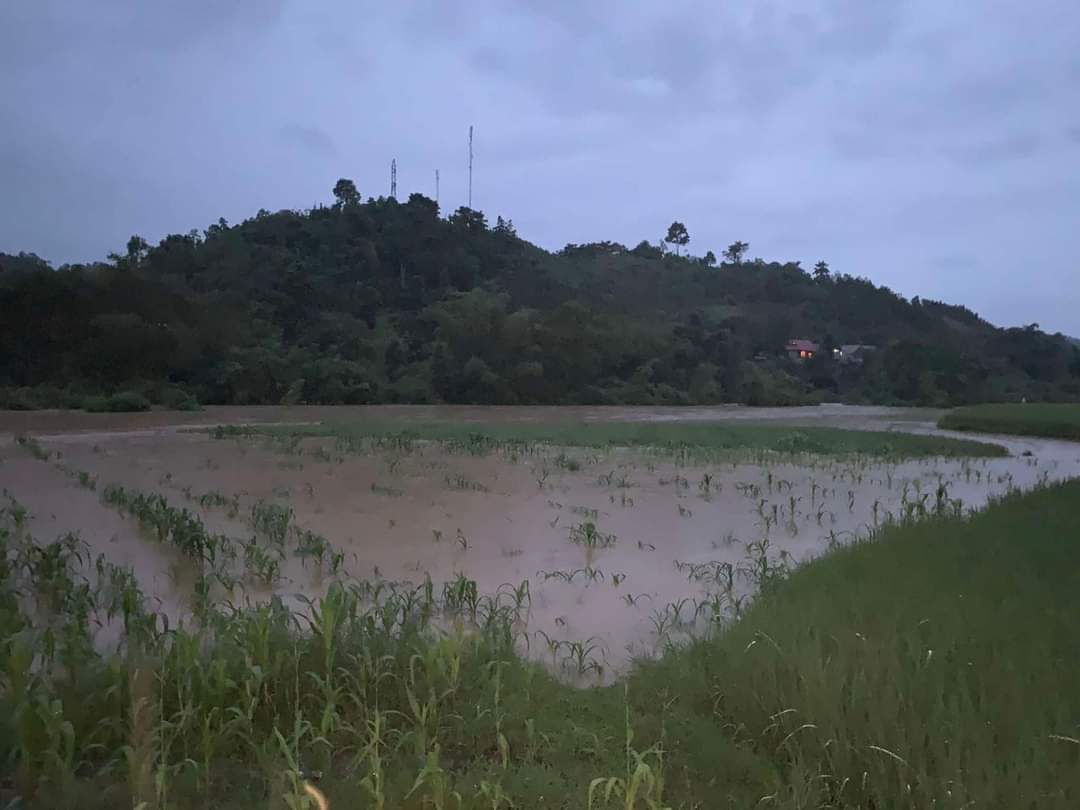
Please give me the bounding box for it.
[2,184,1078,409]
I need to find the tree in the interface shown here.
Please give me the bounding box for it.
[332,178,360,208]
[449,207,488,234]
[702,250,716,267]
[126,235,149,268]
[204,217,229,239]
[493,216,517,237]
[3,175,1077,410]
[723,241,749,264]
[813,260,831,281]
[430,341,455,400]
[406,193,439,221]
[631,240,662,259]
[665,221,689,256]
[0,251,50,276]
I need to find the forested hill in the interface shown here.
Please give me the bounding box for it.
[2,182,1078,410]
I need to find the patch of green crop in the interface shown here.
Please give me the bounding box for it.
[2,475,1078,808]
[939,402,1080,440]
[209,419,1006,461]
[627,478,1080,808]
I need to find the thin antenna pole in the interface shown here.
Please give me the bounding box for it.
[435,169,440,208]
[390,158,397,200]
[467,125,473,209]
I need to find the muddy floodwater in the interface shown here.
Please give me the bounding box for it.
[3,405,1079,681]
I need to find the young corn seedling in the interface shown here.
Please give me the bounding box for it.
[649,610,674,649]
[532,464,551,490]
[538,569,575,583]
[553,451,582,471]
[572,566,606,584]
[563,637,605,677]
[588,687,671,810]
[570,521,616,548]
[477,779,515,809]
[496,580,531,619]
[352,709,388,810]
[534,630,565,667]
[406,745,462,810]
[665,598,692,626]
[698,472,713,495]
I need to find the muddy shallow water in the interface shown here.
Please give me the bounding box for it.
[2,406,1078,681]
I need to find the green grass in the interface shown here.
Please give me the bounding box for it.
[3,468,1078,808]
[629,479,1080,808]
[210,419,1007,460]
[940,402,1080,440]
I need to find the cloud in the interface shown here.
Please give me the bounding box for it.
[946,133,1042,167]
[278,124,338,158]
[448,1,906,124]
[932,254,978,271]
[1,0,1079,334]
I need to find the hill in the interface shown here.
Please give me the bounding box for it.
[2,182,1079,409]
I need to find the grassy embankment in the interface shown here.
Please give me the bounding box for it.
[939,403,1080,440]
[3,423,1076,808]
[209,419,1007,460]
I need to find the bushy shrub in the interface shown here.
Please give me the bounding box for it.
[0,386,86,410]
[82,390,151,412]
[0,387,39,410]
[744,365,813,406]
[158,386,202,411]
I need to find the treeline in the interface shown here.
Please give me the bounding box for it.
[1,181,1078,410]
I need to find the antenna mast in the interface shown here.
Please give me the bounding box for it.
[435,169,440,208]
[467,125,474,209]
[390,158,397,200]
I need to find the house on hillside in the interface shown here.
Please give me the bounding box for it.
[832,344,877,365]
[785,339,819,361]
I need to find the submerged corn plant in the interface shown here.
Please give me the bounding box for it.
[103,483,220,563]
[569,521,617,549]
[3,429,1074,809]
[15,434,51,461]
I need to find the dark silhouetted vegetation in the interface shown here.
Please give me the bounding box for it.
[80,390,151,413]
[3,184,1078,409]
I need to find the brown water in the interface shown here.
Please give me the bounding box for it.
[3,405,1078,680]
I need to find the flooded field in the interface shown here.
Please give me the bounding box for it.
[3,406,1079,681]
[0,401,941,435]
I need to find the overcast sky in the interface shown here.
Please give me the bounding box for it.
[2,0,1078,334]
